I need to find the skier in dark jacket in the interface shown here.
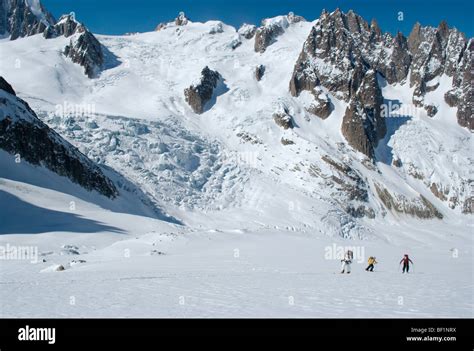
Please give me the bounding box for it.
[400,254,413,273]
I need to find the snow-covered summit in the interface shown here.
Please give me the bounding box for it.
[254,12,306,53]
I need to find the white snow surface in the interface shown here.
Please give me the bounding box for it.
[0,15,472,317]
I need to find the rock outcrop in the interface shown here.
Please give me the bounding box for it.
[273,105,294,129]
[290,8,472,159]
[175,11,189,26]
[444,39,473,130]
[1,1,105,79]
[407,21,468,117]
[0,0,55,40]
[375,184,443,219]
[238,23,257,39]
[255,13,305,53]
[306,87,333,119]
[184,67,222,114]
[64,30,104,78]
[0,76,16,95]
[255,65,265,81]
[0,78,118,198]
[155,11,190,31]
[341,70,386,158]
[43,13,84,38]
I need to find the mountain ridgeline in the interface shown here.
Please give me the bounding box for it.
[0,0,104,77]
[288,9,472,157]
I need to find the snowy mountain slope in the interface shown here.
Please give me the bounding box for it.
[0,78,178,223]
[0,10,471,236]
[0,82,117,198]
[0,159,180,235]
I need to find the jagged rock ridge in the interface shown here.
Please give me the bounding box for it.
[1,0,105,78]
[289,8,472,157]
[0,0,55,40]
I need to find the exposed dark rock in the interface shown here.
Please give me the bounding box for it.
[322,155,352,174]
[209,22,224,34]
[236,131,262,144]
[1,1,105,79]
[425,104,438,117]
[454,39,473,130]
[444,89,459,107]
[462,197,473,214]
[392,158,402,167]
[379,32,412,84]
[175,11,189,26]
[345,205,375,219]
[290,9,471,130]
[238,23,256,39]
[254,24,284,53]
[407,21,469,122]
[307,87,333,119]
[64,31,104,78]
[430,183,447,201]
[273,106,294,129]
[0,0,55,40]
[341,70,386,158]
[255,64,265,81]
[290,9,369,100]
[375,184,443,219]
[43,13,84,38]
[0,76,15,95]
[154,12,189,31]
[322,155,369,203]
[229,36,242,50]
[287,12,306,24]
[425,82,440,93]
[280,138,295,145]
[0,79,118,198]
[184,66,222,114]
[254,13,302,53]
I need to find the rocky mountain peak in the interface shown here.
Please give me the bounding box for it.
[175,11,189,26]
[1,0,105,79]
[64,30,104,78]
[155,11,190,31]
[45,13,85,38]
[0,0,56,40]
[370,18,382,37]
[290,8,472,159]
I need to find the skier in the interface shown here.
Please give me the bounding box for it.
[365,256,377,272]
[340,250,353,274]
[399,254,413,273]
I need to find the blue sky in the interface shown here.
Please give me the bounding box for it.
[42,0,473,37]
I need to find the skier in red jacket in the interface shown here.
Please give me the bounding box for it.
[400,254,413,273]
